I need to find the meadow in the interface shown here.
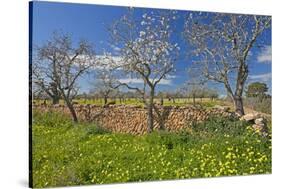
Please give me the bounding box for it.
[33,98,227,108]
[32,110,271,188]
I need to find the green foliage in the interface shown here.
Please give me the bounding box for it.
[32,111,271,188]
[84,124,110,135]
[246,82,268,98]
[190,116,249,137]
[244,82,271,114]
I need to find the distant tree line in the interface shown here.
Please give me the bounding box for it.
[244,82,271,114]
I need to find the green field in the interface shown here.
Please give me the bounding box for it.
[32,111,271,188]
[33,98,226,108]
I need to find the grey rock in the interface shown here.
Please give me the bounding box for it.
[255,118,265,125]
[240,113,260,122]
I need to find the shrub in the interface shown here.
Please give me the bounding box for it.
[244,97,271,114]
[190,116,249,137]
[83,124,110,135]
[145,131,198,150]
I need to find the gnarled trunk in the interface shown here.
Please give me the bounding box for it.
[234,95,244,116]
[52,95,60,105]
[160,96,164,105]
[147,88,155,133]
[66,100,78,123]
[192,94,195,105]
[234,67,247,116]
[227,89,245,116]
[104,96,108,105]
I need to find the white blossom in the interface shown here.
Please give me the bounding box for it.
[139,31,146,37]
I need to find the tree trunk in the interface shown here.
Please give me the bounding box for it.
[227,89,245,116]
[147,88,155,133]
[159,119,165,130]
[160,96,164,106]
[43,99,47,106]
[52,95,60,105]
[234,95,245,116]
[192,95,195,106]
[66,100,78,122]
[234,59,248,116]
[234,73,246,116]
[153,104,165,131]
[104,96,108,105]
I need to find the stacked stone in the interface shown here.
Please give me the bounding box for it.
[240,113,268,136]
[33,104,237,135]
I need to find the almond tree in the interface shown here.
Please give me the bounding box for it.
[107,10,179,132]
[32,58,61,104]
[183,12,271,116]
[180,81,204,106]
[32,32,95,122]
[92,68,118,105]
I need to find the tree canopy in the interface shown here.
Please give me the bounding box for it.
[246,82,268,98]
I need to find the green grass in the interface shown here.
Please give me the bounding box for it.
[33,98,227,108]
[32,111,271,188]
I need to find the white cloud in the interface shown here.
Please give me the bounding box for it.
[157,79,172,85]
[110,44,121,52]
[119,78,143,84]
[94,55,123,70]
[166,74,177,79]
[257,46,272,63]
[96,55,122,63]
[119,78,172,85]
[94,55,175,85]
[248,73,271,82]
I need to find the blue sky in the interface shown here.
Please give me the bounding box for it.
[31,1,272,95]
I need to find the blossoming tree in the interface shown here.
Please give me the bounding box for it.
[107,10,179,132]
[183,12,271,116]
[33,32,95,122]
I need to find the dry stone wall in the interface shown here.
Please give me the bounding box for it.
[33,104,236,134]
